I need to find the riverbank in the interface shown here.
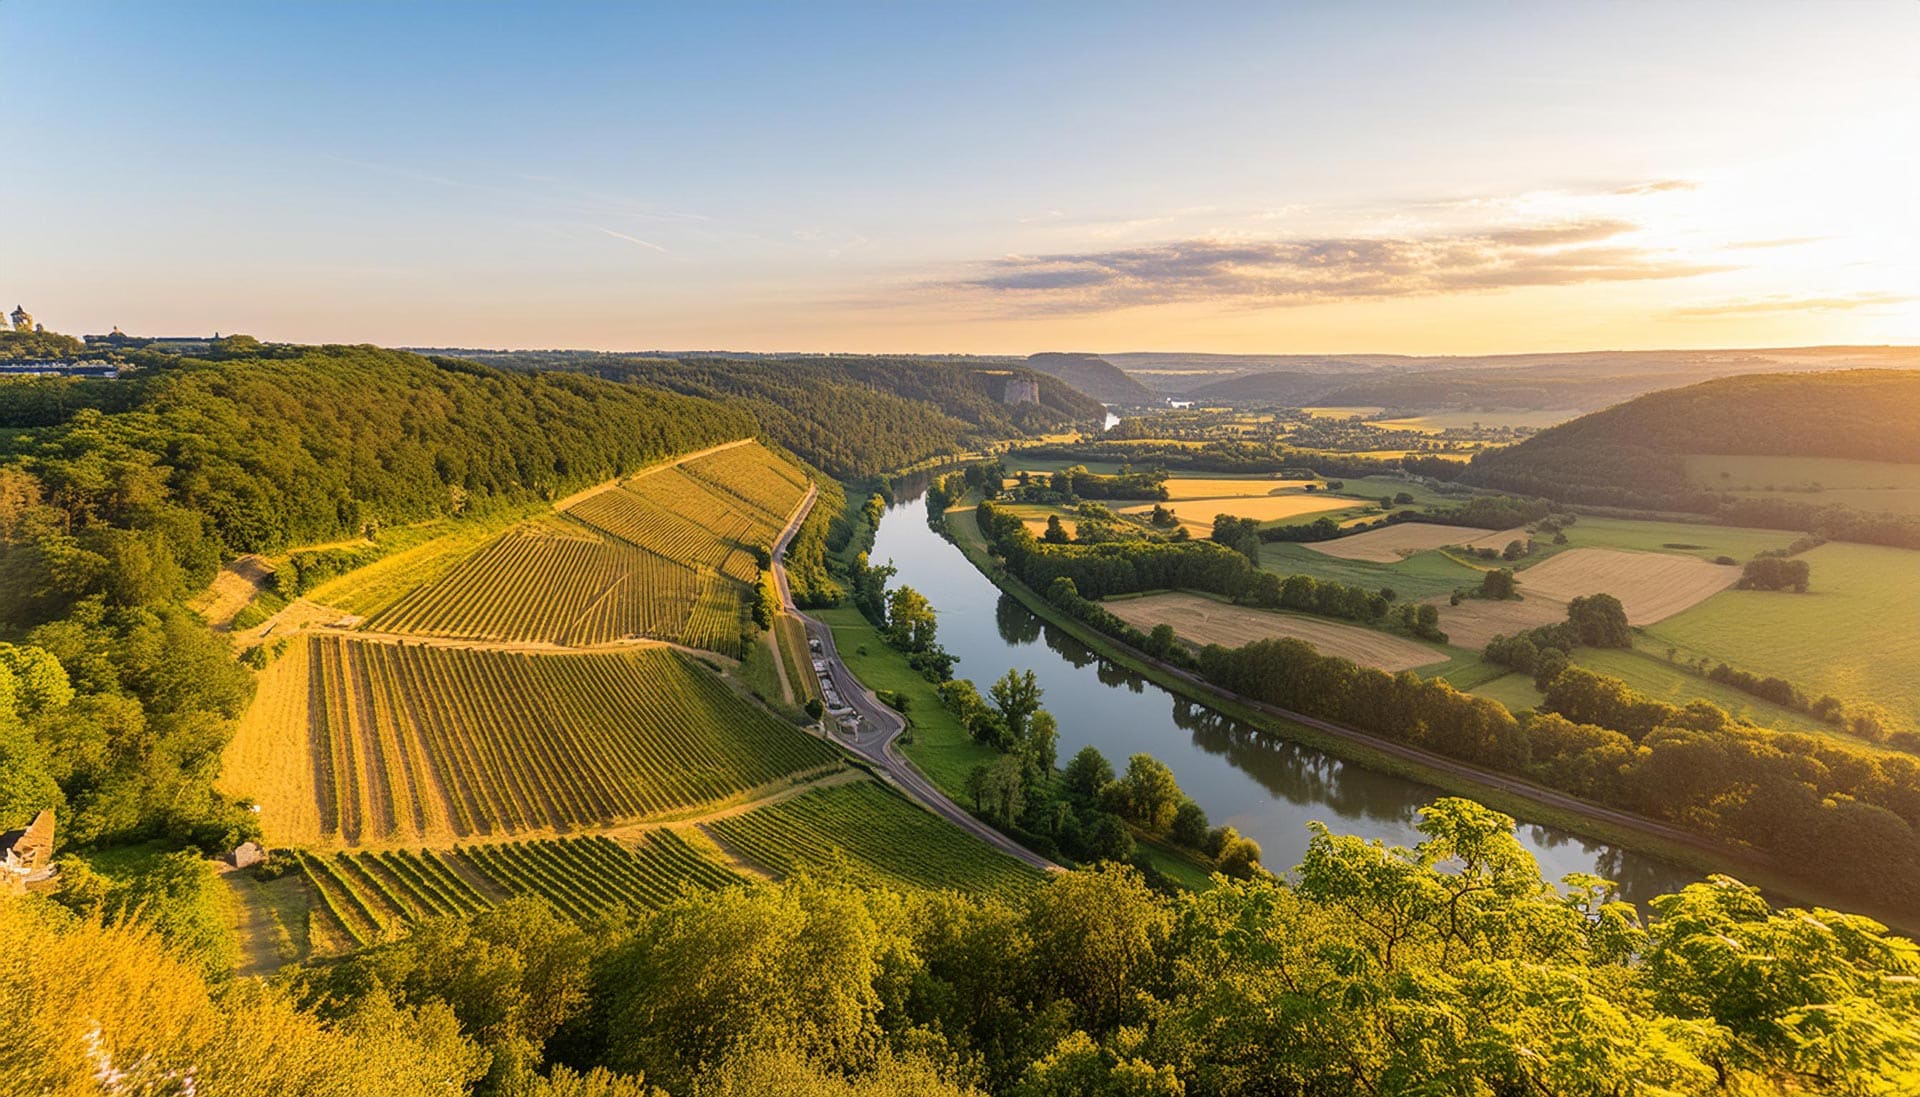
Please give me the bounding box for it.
[937,497,1907,926]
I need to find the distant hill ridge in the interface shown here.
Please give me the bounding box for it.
[1022,352,1157,405]
[1465,369,1920,514]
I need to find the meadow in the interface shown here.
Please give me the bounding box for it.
[240,638,842,847]
[1540,515,1797,563]
[1685,453,1920,514]
[1260,542,1484,601]
[706,780,1044,902]
[1646,541,1920,726]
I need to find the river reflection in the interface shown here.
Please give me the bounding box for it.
[871,489,1700,906]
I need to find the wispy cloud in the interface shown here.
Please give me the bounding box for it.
[1724,236,1826,250]
[922,220,1728,313]
[597,227,669,254]
[1612,179,1697,196]
[1666,292,1914,318]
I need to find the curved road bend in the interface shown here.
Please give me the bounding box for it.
[770,487,1062,873]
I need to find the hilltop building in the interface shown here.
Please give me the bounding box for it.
[1,808,58,894]
[9,305,32,332]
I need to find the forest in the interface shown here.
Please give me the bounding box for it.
[14,799,1918,1095]
[467,351,1105,478]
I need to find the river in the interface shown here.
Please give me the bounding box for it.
[870,487,1700,906]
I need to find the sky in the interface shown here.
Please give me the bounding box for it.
[2,1,1916,355]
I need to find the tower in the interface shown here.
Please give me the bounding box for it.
[8,305,31,333]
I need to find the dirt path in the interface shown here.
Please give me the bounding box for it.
[219,864,297,977]
[192,554,274,630]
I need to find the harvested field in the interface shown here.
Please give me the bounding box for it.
[1514,548,1739,623]
[191,554,274,630]
[1432,547,1738,648]
[1103,592,1445,671]
[1307,522,1529,563]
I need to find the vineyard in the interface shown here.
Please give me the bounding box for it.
[708,781,1044,902]
[460,831,743,921]
[296,847,495,948]
[298,637,843,846]
[356,440,810,654]
[298,831,746,948]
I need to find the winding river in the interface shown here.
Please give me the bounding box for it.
[871,487,1699,906]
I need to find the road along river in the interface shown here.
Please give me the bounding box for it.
[870,487,1700,906]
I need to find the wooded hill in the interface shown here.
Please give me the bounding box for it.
[459,351,1107,477]
[1023,352,1158,405]
[1466,369,1920,514]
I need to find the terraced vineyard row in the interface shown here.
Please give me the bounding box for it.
[364,524,699,646]
[359,441,807,653]
[297,848,494,947]
[709,781,1044,902]
[459,832,743,921]
[306,637,843,845]
[679,442,810,526]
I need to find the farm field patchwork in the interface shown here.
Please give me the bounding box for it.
[1306,521,1528,562]
[707,780,1044,902]
[241,637,842,847]
[1432,548,1738,649]
[1102,591,1446,671]
[1645,541,1920,726]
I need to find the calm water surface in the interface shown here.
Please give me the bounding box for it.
[871,489,1699,905]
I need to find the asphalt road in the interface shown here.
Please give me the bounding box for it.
[770,487,1061,873]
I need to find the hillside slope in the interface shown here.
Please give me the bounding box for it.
[466,352,1105,477]
[1466,369,1920,512]
[1024,352,1157,405]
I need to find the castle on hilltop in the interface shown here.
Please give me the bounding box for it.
[9,304,39,333]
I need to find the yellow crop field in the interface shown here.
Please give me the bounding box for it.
[1159,477,1320,501]
[1122,493,1354,536]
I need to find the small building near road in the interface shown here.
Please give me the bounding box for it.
[228,840,267,869]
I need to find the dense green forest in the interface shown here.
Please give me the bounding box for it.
[14,800,1919,1095]
[0,343,770,853]
[0,328,87,359]
[1468,370,1920,512]
[466,352,1105,478]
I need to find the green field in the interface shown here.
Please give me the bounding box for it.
[1573,646,1835,735]
[1685,454,1920,515]
[1646,541,1920,726]
[1329,475,1470,509]
[1468,672,1546,712]
[1260,542,1484,600]
[814,605,998,798]
[1527,515,1799,565]
[709,780,1044,901]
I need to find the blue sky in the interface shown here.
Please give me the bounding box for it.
[3,1,1915,352]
